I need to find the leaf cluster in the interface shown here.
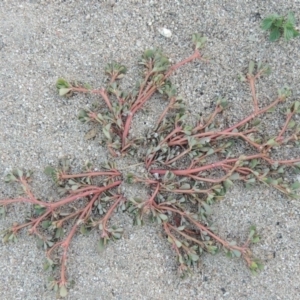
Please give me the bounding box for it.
[261,12,299,41]
[0,161,122,298]
[56,35,205,155]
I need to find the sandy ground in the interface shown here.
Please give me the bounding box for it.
[1,1,300,299]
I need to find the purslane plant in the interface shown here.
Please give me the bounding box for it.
[1,34,300,297]
[1,160,124,297]
[56,34,207,156]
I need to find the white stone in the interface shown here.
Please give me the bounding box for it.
[158,27,172,38]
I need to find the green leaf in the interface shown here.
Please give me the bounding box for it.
[59,285,68,298]
[98,238,106,252]
[257,261,264,270]
[219,98,228,109]
[288,120,296,129]
[223,179,233,190]
[250,159,259,168]
[4,173,15,183]
[238,72,246,82]
[252,119,261,126]
[34,205,47,216]
[56,78,71,89]
[229,173,240,180]
[102,124,112,140]
[159,213,168,221]
[283,25,295,41]
[167,235,173,244]
[202,202,212,215]
[36,237,44,248]
[232,250,241,258]
[80,225,88,235]
[252,236,260,243]
[188,253,199,261]
[266,138,278,147]
[84,83,92,90]
[114,227,124,233]
[292,29,300,38]
[41,220,51,229]
[267,106,276,113]
[59,88,71,96]
[274,18,283,28]
[44,166,56,176]
[112,232,122,239]
[192,34,207,49]
[226,250,233,258]
[206,148,215,156]
[199,137,210,144]
[12,169,23,178]
[175,240,182,248]
[261,17,276,30]
[248,61,255,75]
[55,227,64,239]
[180,183,191,190]
[43,261,50,271]
[250,262,258,270]
[269,28,281,41]
[286,12,296,25]
[291,182,300,190]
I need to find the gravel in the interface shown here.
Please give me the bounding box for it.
[1,0,300,299]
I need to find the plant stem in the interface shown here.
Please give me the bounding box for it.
[93,195,124,229]
[247,75,259,113]
[191,105,222,134]
[164,49,202,78]
[51,181,121,209]
[59,192,101,286]
[59,170,121,179]
[122,50,202,149]
[71,87,113,112]
[151,154,264,176]
[156,97,176,126]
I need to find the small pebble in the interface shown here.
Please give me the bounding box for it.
[158,27,172,38]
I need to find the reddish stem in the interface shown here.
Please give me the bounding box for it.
[60,170,121,179]
[145,126,182,168]
[93,195,124,229]
[122,113,133,149]
[156,97,177,126]
[68,185,106,194]
[28,210,52,234]
[167,95,282,147]
[166,223,205,248]
[162,187,210,195]
[71,87,113,112]
[164,49,202,78]
[50,181,121,209]
[191,105,222,134]
[122,50,202,149]
[160,205,248,254]
[169,126,257,147]
[164,146,192,165]
[223,96,283,134]
[151,154,264,176]
[247,75,259,113]
[276,112,295,142]
[0,197,42,207]
[59,192,101,286]
[189,147,223,169]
